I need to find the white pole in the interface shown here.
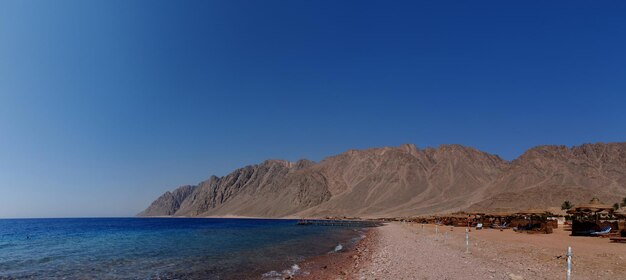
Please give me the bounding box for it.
[566,246,572,280]
[465,228,469,253]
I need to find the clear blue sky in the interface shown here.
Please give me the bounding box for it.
[1,1,625,218]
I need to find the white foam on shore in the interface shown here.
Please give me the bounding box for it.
[262,264,301,279]
[333,243,343,252]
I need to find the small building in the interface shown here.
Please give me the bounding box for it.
[511,209,556,234]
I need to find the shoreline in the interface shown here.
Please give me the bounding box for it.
[136,215,297,219]
[300,222,626,279]
[293,226,378,280]
[136,215,379,220]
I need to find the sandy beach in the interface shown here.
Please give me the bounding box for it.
[299,222,626,280]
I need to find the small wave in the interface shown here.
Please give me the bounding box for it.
[262,264,301,279]
[333,243,343,252]
[348,233,366,245]
[0,243,15,249]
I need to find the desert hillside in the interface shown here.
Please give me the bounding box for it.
[139,143,626,218]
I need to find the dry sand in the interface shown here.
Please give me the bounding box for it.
[298,222,626,280]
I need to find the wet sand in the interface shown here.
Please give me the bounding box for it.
[298,222,626,280]
[295,228,376,280]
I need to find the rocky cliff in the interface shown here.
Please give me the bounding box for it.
[138,185,196,216]
[139,142,626,218]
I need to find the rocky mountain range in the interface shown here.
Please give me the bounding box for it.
[139,142,626,218]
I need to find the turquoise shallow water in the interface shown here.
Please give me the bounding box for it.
[0,218,366,279]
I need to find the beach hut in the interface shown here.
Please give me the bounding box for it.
[570,198,616,236]
[445,212,486,228]
[465,212,486,229]
[444,213,471,227]
[541,207,566,228]
[511,210,555,234]
[485,211,515,229]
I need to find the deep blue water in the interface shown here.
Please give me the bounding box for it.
[0,218,366,279]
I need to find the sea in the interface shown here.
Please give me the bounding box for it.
[0,218,368,279]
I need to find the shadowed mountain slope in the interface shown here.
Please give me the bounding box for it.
[138,185,197,216]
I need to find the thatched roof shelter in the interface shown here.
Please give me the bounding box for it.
[485,211,515,217]
[569,198,618,236]
[572,198,614,213]
[516,209,554,216]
